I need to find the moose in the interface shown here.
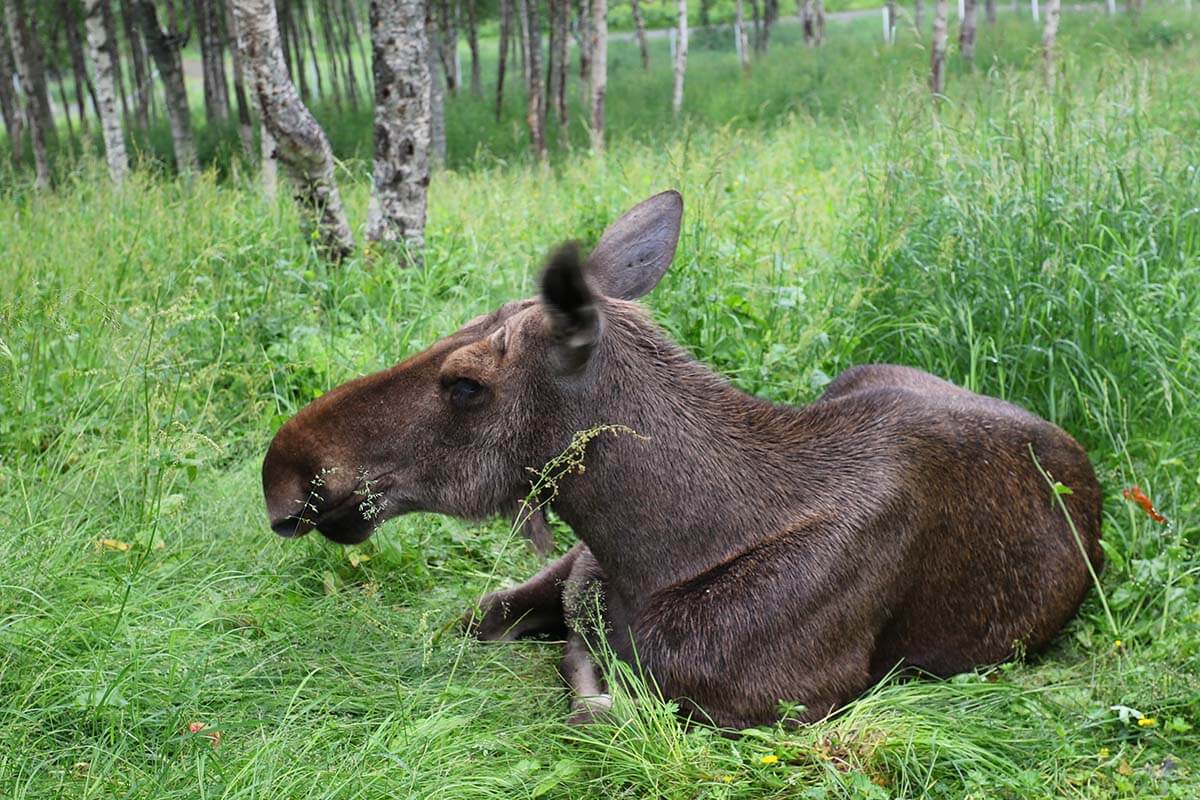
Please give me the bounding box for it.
[262,191,1103,728]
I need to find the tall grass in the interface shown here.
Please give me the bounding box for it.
[2,8,1199,799]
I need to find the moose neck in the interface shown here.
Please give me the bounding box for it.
[550,307,824,603]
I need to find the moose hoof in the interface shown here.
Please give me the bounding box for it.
[461,592,516,641]
[567,694,613,726]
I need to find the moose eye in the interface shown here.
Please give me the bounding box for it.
[444,377,486,409]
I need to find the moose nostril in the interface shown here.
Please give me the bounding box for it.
[270,515,314,538]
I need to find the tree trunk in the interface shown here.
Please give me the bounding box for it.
[672,0,686,117]
[85,0,129,182]
[365,0,431,253]
[959,0,977,62]
[0,15,22,167]
[426,9,446,164]
[63,0,96,136]
[137,0,197,174]
[297,2,329,108]
[915,0,924,29]
[885,0,896,43]
[524,0,545,158]
[284,1,311,102]
[438,0,459,93]
[749,0,761,53]
[119,0,151,128]
[801,0,824,46]
[317,0,346,109]
[54,64,76,141]
[195,0,232,124]
[630,0,649,70]
[466,0,480,95]
[589,0,605,151]
[761,0,777,53]
[226,0,256,159]
[576,0,590,82]
[334,0,361,108]
[232,0,355,259]
[495,0,509,119]
[735,0,749,71]
[5,0,53,187]
[985,0,995,23]
[930,0,948,95]
[1041,0,1059,87]
[553,0,568,123]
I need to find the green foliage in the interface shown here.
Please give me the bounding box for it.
[2,9,1200,799]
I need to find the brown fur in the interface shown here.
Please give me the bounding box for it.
[262,191,1103,728]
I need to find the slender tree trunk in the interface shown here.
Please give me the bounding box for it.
[749,0,761,53]
[886,0,896,43]
[516,0,527,84]
[553,0,567,124]
[546,0,560,127]
[0,16,23,167]
[930,0,948,95]
[275,0,295,80]
[285,1,311,101]
[366,0,430,253]
[195,0,232,124]
[317,0,346,109]
[812,0,825,44]
[5,0,53,187]
[334,0,360,108]
[524,0,545,158]
[672,0,686,117]
[85,0,128,182]
[630,0,649,70]
[53,65,76,141]
[426,9,446,164]
[1041,0,1059,87]
[985,0,995,23]
[466,0,480,96]
[137,0,197,173]
[589,0,605,151]
[119,0,151,128]
[735,0,749,71]
[576,0,590,81]
[495,0,509,119]
[914,0,924,29]
[438,0,459,93]
[233,0,355,259]
[297,3,328,108]
[63,0,95,135]
[345,0,372,98]
[226,0,255,159]
[959,0,977,62]
[761,0,777,52]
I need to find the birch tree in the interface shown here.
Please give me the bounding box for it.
[0,13,23,167]
[5,0,52,187]
[426,10,446,164]
[61,0,96,137]
[801,0,825,46]
[985,0,996,23]
[1041,0,1060,87]
[119,0,151,129]
[85,0,128,183]
[930,0,948,94]
[495,0,510,119]
[915,0,924,28]
[194,0,231,123]
[465,0,481,96]
[672,0,687,117]
[137,0,197,174]
[959,0,977,62]
[366,0,431,254]
[630,0,649,70]
[552,0,568,124]
[233,0,355,259]
[589,0,606,151]
[736,0,750,72]
[524,0,546,158]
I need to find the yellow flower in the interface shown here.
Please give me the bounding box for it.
[1114,639,1124,650]
[721,775,733,783]
[1138,717,1157,728]
[1098,747,1110,758]
[759,754,779,766]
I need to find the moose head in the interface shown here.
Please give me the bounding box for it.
[262,191,684,545]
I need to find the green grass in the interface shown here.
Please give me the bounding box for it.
[3,8,1200,799]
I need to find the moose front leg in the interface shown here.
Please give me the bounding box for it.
[465,543,586,641]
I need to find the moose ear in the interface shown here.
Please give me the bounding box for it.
[540,243,602,372]
[586,190,683,300]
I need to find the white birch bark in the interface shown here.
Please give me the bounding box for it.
[427,15,447,164]
[589,0,606,151]
[233,0,355,260]
[931,0,948,95]
[959,0,977,62]
[136,0,197,174]
[5,0,51,187]
[672,0,687,117]
[630,0,649,70]
[84,0,128,183]
[735,0,750,71]
[1041,0,1059,87]
[366,0,431,253]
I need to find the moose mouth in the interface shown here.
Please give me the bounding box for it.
[269,473,407,545]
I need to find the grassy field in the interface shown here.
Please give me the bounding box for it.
[3,9,1200,799]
